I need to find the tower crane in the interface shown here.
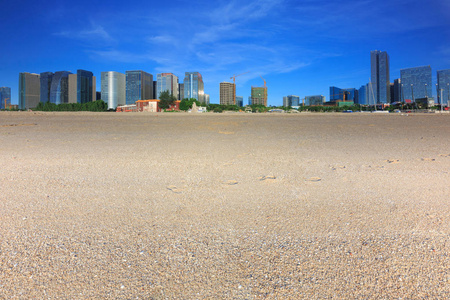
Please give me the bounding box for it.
[260,76,267,88]
[230,72,249,105]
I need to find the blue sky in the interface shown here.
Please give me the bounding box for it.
[1,0,450,106]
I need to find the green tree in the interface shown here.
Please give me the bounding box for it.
[179,98,200,111]
[159,91,177,110]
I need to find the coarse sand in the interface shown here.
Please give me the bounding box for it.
[1,111,449,298]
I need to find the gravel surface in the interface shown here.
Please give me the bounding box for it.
[1,111,449,299]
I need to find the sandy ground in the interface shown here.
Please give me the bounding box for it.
[0,111,449,299]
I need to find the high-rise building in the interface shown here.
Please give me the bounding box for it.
[184,72,205,104]
[400,66,432,102]
[68,70,96,104]
[390,79,401,103]
[358,85,368,105]
[153,81,157,99]
[236,96,243,107]
[19,72,40,110]
[437,69,450,106]
[101,71,126,110]
[283,95,300,107]
[40,72,53,103]
[126,70,153,104]
[220,82,236,105]
[178,83,184,100]
[49,71,72,105]
[0,87,11,109]
[156,73,178,100]
[371,50,390,103]
[330,86,358,102]
[251,86,267,106]
[305,95,325,106]
[204,94,210,105]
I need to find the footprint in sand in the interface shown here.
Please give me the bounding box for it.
[386,159,400,164]
[224,180,238,185]
[439,154,450,157]
[306,177,321,182]
[259,175,276,181]
[167,185,183,194]
[421,158,436,162]
[331,165,346,170]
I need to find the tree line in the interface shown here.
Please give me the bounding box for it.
[34,100,108,112]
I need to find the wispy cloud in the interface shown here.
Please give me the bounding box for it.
[55,22,115,45]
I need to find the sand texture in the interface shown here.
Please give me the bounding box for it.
[1,111,449,299]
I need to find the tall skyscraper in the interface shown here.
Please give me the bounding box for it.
[371,50,390,104]
[437,69,450,106]
[178,83,184,100]
[49,71,72,105]
[400,66,432,102]
[236,96,244,107]
[19,72,40,110]
[77,70,95,104]
[330,87,358,102]
[283,95,300,107]
[358,85,368,105]
[126,71,153,104]
[156,73,178,100]
[0,87,11,109]
[220,82,236,105]
[101,71,126,110]
[40,72,54,103]
[68,70,96,104]
[251,86,267,106]
[305,95,325,106]
[184,72,205,104]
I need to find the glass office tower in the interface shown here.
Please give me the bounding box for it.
[283,95,300,107]
[371,50,390,104]
[400,66,432,102]
[19,72,40,110]
[126,70,153,104]
[236,96,243,107]
[77,70,95,104]
[305,95,325,106]
[330,86,358,102]
[101,71,126,110]
[437,69,450,106]
[0,87,11,109]
[157,73,178,99]
[49,71,72,105]
[184,72,205,104]
[40,72,54,103]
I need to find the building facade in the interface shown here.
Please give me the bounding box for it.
[40,72,53,103]
[0,87,11,109]
[236,96,243,107]
[178,83,184,100]
[101,71,126,110]
[184,72,205,104]
[371,50,390,104]
[283,95,300,107]
[400,66,432,102]
[156,73,178,100]
[19,72,40,110]
[126,70,153,105]
[305,95,325,106]
[48,71,72,105]
[330,86,358,102]
[251,86,267,106]
[220,82,236,105]
[437,69,450,106]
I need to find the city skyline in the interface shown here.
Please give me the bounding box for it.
[1,0,450,106]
